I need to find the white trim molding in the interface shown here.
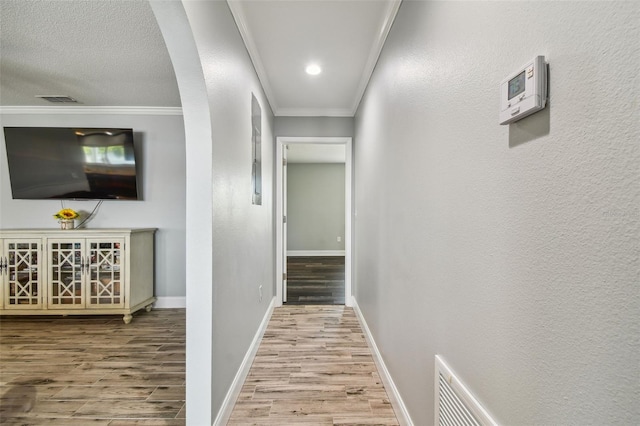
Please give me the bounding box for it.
[227,0,278,115]
[287,250,345,257]
[350,0,402,114]
[352,298,414,426]
[213,297,276,426]
[0,106,183,115]
[276,137,353,308]
[153,297,187,309]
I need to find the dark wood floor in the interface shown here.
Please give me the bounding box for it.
[0,309,185,425]
[286,256,345,305]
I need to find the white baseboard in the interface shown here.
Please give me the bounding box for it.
[153,296,186,309]
[287,250,346,257]
[213,297,276,426]
[352,297,414,426]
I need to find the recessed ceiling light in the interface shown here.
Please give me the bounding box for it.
[305,64,322,76]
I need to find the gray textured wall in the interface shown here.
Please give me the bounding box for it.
[287,163,345,252]
[152,1,275,424]
[355,1,639,425]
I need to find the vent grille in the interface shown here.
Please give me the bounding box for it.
[439,372,481,426]
[36,95,78,103]
[435,355,498,426]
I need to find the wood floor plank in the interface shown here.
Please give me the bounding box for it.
[229,417,335,425]
[252,384,347,400]
[147,385,187,401]
[227,400,273,418]
[50,385,156,400]
[1,418,111,425]
[108,421,186,426]
[332,416,400,425]
[269,399,372,417]
[72,399,184,419]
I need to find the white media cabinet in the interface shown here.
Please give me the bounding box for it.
[0,228,156,323]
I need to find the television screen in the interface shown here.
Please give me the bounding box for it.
[3,127,139,200]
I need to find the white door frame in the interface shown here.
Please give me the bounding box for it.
[275,136,353,307]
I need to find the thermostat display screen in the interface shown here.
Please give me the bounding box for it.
[500,55,547,125]
[508,71,526,100]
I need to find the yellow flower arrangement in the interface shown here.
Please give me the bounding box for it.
[54,208,79,220]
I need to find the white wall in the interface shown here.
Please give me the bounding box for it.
[287,163,345,252]
[275,116,354,138]
[0,112,186,300]
[151,1,275,424]
[355,2,639,425]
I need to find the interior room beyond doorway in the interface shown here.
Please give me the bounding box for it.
[280,140,350,306]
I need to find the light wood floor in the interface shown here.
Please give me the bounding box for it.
[228,305,399,425]
[1,306,398,425]
[286,257,345,305]
[0,309,185,425]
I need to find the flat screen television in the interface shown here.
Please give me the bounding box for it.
[3,127,139,200]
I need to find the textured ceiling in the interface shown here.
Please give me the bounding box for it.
[0,0,399,116]
[0,0,180,107]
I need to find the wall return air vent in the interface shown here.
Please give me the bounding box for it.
[435,355,498,426]
[36,95,79,103]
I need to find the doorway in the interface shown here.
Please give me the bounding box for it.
[275,137,352,307]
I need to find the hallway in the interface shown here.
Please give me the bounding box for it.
[0,1,635,424]
[228,305,399,425]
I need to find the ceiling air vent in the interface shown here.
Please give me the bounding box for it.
[36,95,79,103]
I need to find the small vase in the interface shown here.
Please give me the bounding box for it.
[59,219,75,230]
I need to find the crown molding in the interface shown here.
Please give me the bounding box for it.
[0,106,183,115]
[227,0,279,114]
[229,0,401,118]
[351,0,402,115]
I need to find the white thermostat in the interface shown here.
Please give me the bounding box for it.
[499,55,548,125]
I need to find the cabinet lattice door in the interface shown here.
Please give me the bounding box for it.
[1,228,155,323]
[88,239,124,308]
[48,240,85,307]
[4,239,41,308]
